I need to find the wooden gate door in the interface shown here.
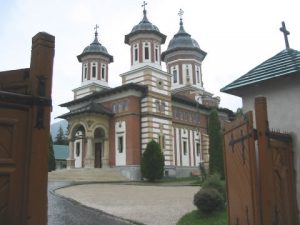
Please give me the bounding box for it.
[223,111,260,225]
[255,97,298,225]
[224,97,299,225]
[0,32,54,225]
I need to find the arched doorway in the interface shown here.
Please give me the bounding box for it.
[94,127,105,168]
[73,125,86,168]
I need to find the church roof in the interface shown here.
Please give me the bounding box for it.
[125,9,166,44]
[221,48,300,94]
[58,101,114,119]
[77,32,113,62]
[60,83,147,107]
[171,94,234,118]
[161,18,206,60]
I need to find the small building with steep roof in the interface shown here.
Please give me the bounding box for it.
[221,26,300,215]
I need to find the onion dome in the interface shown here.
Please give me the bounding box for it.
[161,18,206,60]
[125,9,166,44]
[77,30,113,62]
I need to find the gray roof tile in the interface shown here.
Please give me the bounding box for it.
[221,48,300,93]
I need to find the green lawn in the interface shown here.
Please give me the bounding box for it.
[177,210,228,225]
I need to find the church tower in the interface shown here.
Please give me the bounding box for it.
[121,3,174,169]
[161,9,206,93]
[73,25,114,99]
[124,3,166,71]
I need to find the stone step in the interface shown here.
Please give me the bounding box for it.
[48,168,129,182]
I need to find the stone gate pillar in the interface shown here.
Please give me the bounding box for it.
[84,135,95,168]
[67,140,75,169]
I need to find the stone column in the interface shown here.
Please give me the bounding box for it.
[67,140,75,169]
[84,136,95,168]
[102,137,109,167]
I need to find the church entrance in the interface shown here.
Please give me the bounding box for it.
[94,142,102,168]
[94,127,105,168]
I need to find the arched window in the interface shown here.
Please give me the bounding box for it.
[134,44,138,62]
[144,43,149,60]
[155,45,159,62]
[101,64,106,80]
[173,68,178,83]
[82,64,88,80]
[196,66,201,83]
[91,62,97,79]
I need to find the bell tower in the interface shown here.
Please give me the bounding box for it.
[73,25,114,99]
[124,2,166,71]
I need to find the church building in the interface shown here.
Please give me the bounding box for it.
[59,6,232,179]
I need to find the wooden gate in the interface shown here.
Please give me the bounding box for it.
[223,97,298,225]
[0,32,54,225]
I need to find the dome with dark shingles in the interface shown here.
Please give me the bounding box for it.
[125,10,166,44]
[77,33,113,63]
[161,19,206,61]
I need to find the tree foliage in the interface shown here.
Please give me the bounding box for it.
[54,125,68,145]
[208,109,224,178]
[141,139,165,182]
[48,134,56,172]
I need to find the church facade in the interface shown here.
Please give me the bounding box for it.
[59,7,232,179]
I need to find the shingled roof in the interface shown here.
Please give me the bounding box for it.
[58,101,114,119]
[221,48,300,93]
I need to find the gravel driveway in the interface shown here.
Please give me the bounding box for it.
[56,184,199,225]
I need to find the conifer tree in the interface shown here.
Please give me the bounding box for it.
[141,139,165,181]
[208,109,224,178]
[55,125,67,145]
[48,134,56,172]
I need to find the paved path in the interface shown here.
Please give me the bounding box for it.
[48,181,134,225]
[56,183,200,225]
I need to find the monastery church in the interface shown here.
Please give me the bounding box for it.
[59,5,232,179]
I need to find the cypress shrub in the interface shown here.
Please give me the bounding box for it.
[141,139,164,182]
[208,109,224,178]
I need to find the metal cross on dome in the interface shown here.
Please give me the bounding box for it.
[94,24,99,36]
[178,8,184,19]
[280,21,290,49]
[141,1,147,10]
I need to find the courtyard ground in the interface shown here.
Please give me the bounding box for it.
[56,183,199,225]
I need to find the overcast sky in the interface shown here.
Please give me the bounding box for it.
[1,0,299,123]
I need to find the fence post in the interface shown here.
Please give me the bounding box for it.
[255,97,274,225]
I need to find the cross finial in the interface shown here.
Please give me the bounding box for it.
[178,8,184,19]
[141,1,147,11]
[280,21,290,49]
[94,24,99,37]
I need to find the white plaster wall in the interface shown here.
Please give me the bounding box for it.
[115,121,126,166]
[239,75,300,215]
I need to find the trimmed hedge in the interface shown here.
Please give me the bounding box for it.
[193,188,225,214]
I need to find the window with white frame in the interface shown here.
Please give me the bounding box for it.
[155,45,159,62]
[91,62,97,79]
[183,140,187,155]
[172,67,178,83]
[83,64,88,80]
[118,136,124,153]
[158,134,165,149]
[144,42,150,61]
[196,66,200,83]
[134,44,138,62]
[186,65,190,82]
[196,142,200,156]
[101,64,106,80]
